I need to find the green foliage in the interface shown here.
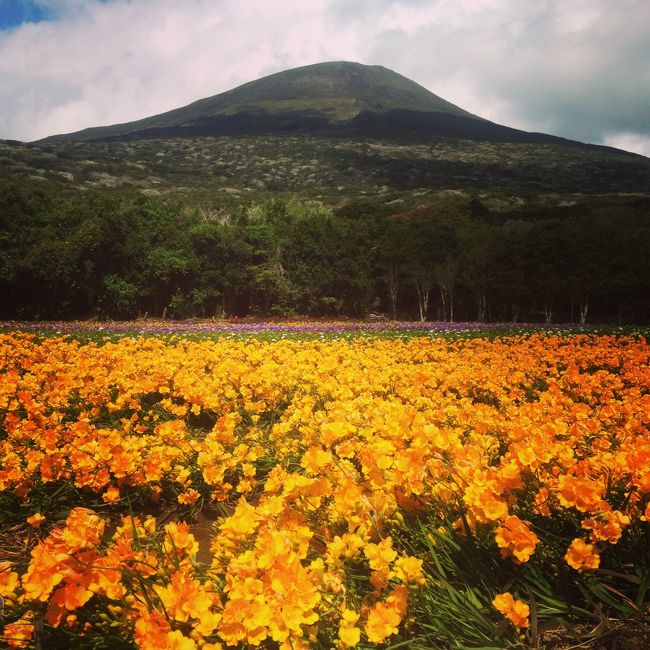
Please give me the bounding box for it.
[1,179,649,323]
[102,275,140,318]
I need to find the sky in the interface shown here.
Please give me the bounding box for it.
[0,0,648,156]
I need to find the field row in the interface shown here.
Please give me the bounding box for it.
[0,333,649,648]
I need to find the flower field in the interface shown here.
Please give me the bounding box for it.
[0,330,649,649]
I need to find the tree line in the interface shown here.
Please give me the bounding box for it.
[1,181,648,323]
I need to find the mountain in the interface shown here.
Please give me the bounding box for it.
[41,61,483,142]
[2,61,647,199]
[38,61,613,150]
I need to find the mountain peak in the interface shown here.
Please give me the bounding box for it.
[41,61,479,142]
[205,60,476,120]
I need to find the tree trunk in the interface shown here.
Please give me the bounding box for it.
[440,286,447,322]
[477,293,486,322]
[544,302,552,323]
[387,266,398,320]
[512,303,520,323]
[416,284,429,321]
[579,299,589,324]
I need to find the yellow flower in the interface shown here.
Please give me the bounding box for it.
[365,599,402,644]
[364,537,397,572]
[393,555,425,586]
[338,608,361,647]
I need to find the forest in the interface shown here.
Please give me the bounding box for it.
[2,179,648,324]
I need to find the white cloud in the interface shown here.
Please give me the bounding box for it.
[0,0,648,155]
[603,133,650,158]
[364,0,650,147]
[0,0,357,139]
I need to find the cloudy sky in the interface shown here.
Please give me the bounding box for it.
[1,0,648,156]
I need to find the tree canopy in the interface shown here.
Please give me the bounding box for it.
[2,180,648,323]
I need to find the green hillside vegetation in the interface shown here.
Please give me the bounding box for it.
[3,133,648,204]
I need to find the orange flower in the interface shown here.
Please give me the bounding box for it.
[565,538,600,570]
[557,475,605,513]
[533,487,552,516]
[166,629,198,649]
[581,510,630,544]
[326,533,365,566]
[21,543,65,602]
[219,498,259,538]
[393,555,425,586]
[463,483,509,523]
[26,512,45,528]
[301,446,333,474]
[2,331,649,648]
[61,508,105,552]
[163,522,199,559]
[177,488,201,505]
[495,515,540,563]
[134,610,171,650]
[363,586,408,643]
[3,615,34,649]
[155,570,221,631]
[0,562,18,598]
[492,592,529,629]
[102,485,121,504]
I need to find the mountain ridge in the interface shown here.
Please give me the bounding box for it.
[40,61,481,142]
[38,61,599,150]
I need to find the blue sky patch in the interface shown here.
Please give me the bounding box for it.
[0,1,113,31]
[0,1,52,30]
